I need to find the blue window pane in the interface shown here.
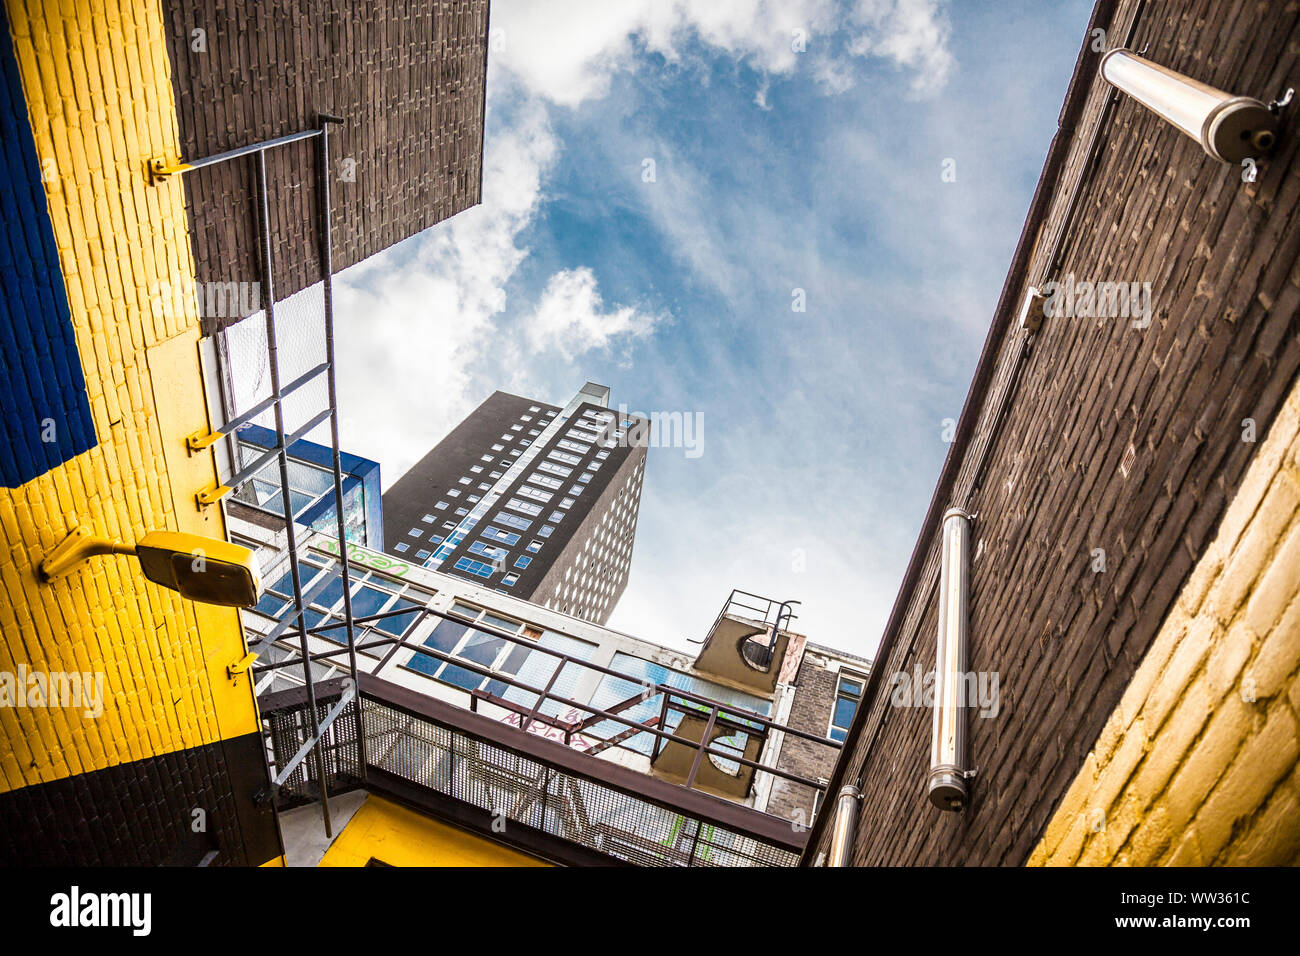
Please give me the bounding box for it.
[312,574,345,612]
[832,697,857,729]
[458,630,505,666]
[438,663,487,691]
[375,599,421,636]
[255,591,286,618]
[350,585,392,618]
[425,620,470,654]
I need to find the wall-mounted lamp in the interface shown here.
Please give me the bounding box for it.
[930,507,972,812]
[39,525,262,607]
[1100,49,1283,164]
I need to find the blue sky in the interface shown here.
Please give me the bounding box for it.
[333,0,1095,656]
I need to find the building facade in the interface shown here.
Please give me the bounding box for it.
[160,0,490,335]
[762,641,872,827]
[0,0,487,867]
[230,506,842,864]
[805,0,1300,867]
[230,422,384,551]
[382,383,647,625]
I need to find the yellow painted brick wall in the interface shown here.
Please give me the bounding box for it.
[0,0,256,793]
[319,796,552,867]
[1030,373,1300,866]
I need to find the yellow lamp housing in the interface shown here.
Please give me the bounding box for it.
[39,526,262,608]
[135,531,262,607]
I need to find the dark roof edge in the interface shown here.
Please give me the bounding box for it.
[798,0,1121,864]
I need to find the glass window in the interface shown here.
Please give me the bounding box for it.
[469,541,508,561]
[502,573,520,586]
[539,524,555,537]
[526,540,542,553]
[421,514,436,522]
[829,673,866,742]
[415,549,431,559]
[514,556,532,569]
[485,526,521,545]
[408,528,422,538]
[394,542,409,553]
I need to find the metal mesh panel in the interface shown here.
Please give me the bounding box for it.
[360,696,798,867]
[264,691,361,807]
[218,282,330,443]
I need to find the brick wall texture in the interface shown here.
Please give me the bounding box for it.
[767,649,868,826]
[0,0,277,865]
[159,0,489,335]
[808,0,1300,866]
[1030,377,1300,865]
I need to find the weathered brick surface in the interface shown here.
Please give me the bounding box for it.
[0,0,276,865]
[160,0,489,335]
[1032,382,1300,865]
[767,647,870,825]
[809,0,1300,866]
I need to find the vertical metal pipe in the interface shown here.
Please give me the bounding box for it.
[257,150,333,837]
[827,784,860,867]
[929,507,971,812]
[1100,49,1277,163]
[316,114,367,785]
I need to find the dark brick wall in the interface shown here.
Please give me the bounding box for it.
[768,648,870,825]
[0,733,281,866]
[161,0,489,335]
[808,0,1300,866]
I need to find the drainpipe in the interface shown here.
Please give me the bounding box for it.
[1099,49,1281,164]
[827,784,861,867]
[930,508,972,812]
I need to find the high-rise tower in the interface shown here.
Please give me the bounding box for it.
[383,383,646,624]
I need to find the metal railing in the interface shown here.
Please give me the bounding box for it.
[691,589,801,672]
[263,673,807,866]
[248,596,841,801]
[165,115,362,838]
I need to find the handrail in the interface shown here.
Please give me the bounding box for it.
[246,598,841,795]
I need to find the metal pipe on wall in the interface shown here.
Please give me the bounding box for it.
[1099,49,1278,163]
[827,785,861,866]
[930,507,971,812]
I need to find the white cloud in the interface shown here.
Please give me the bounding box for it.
[335,0,957,488]
[492,0,954,107]
[333,102,558,483]
[848,0,955,96]
[523,267,665,361]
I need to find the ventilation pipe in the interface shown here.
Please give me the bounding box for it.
[827,785,861,867]
[929,507,971,812]
[1099,49,1280,164]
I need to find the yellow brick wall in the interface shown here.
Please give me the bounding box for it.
[319,796,552,867]
[1030,372,1300,866]
[0,0,256,793]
